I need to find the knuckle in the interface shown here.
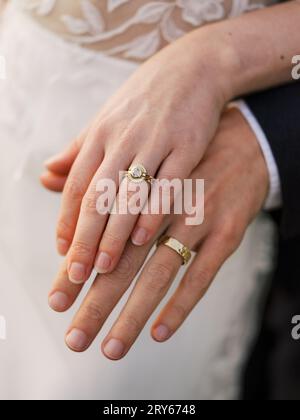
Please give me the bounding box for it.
[57,218,73,239]
[71,240,93,258]
[126,188,144,205]
[171,302,188,322]
[119,129,135,146]
[82,191,99,215]
[114,253,135,281]
[94,116,110,133]
[64,178,85,202]
[177,138,200,164]
[121,188,145,213]
[183,268,212,293]
[141,216,160,236]
[87,117,110,143]
[144,262,173,294]
[82,300,103,322]
[121,314,141,334]
[160,168,182,182]
[217,220,241,247]
[102,231,123,250]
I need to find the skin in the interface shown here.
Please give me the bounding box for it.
[45,36,226,285]
[41,2,300,357]
[46,108,269,359]
[42,2,300,286]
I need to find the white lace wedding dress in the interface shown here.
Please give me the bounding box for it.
[0,0,275,400]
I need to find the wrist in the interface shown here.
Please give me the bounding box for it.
[181,26,241,105]
[230,100,282,210]
[188,2,300,101]
[227,108,270,207]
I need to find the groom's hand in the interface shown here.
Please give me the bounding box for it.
[47,108,269,359]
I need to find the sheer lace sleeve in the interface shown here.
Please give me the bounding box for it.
[20,0,278,61]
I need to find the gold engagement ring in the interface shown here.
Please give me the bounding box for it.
[125,164,154,184]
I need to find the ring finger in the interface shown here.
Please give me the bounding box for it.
[96,151,193,275]
[94,152,165,275]
[101,228,198,360]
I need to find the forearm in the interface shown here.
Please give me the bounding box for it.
[185,1,300,101]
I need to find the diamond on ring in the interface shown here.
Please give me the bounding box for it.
[126,164,154,184]
[131,166,143,179]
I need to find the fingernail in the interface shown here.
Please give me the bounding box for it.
[57,238,69,256]
[69,262,86,284]
[95,252,112,274]
[66,329,88,352]
[48,291,69,312]
[103,338,125,360]
[132,227,149,246]
[153,325,170,342]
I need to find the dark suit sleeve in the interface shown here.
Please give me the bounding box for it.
[244,82,300,239]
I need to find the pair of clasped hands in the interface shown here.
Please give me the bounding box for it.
[41,23,271,361]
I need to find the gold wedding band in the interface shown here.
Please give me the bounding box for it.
[125,164,154,184]
[157,235,192,265]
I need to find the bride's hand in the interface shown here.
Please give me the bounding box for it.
[47,108,269,358]
[42,30,234,285]
[42,1,300,285]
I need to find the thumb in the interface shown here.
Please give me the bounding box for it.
[40,171,67,193]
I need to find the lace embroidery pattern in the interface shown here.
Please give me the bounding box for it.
[21,0,274,60]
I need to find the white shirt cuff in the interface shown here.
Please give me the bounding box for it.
[230,100,282,210]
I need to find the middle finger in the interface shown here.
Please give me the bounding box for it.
[64,238,155,352]
[66,151,132,284]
